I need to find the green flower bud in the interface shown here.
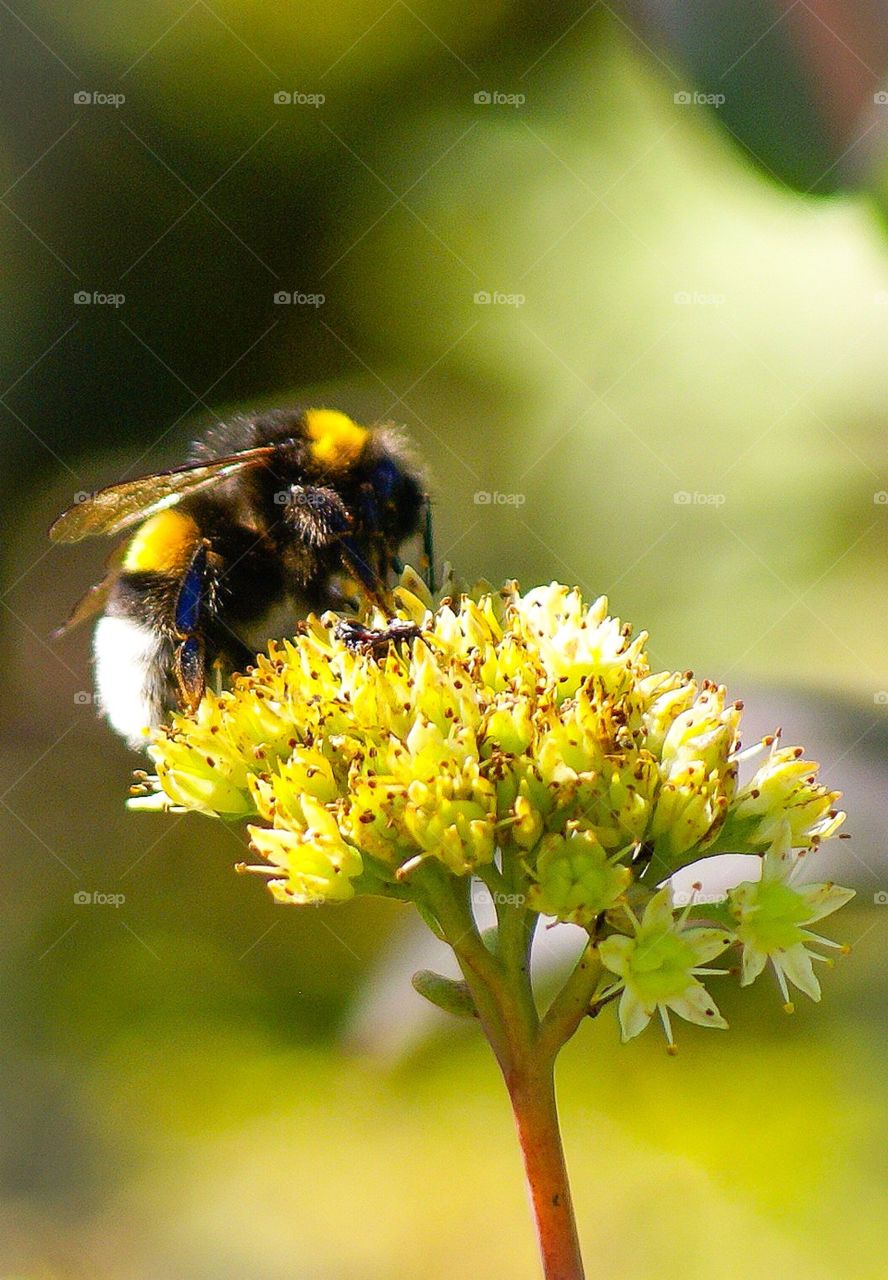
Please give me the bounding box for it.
[527,829,632,925]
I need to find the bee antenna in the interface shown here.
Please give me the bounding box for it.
[422,497,436,594]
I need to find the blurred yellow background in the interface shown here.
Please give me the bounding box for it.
[2,2,888,1276]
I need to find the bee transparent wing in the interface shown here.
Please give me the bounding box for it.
[53,577,115,638]
[49,446,277,543]
[52,542,128,638]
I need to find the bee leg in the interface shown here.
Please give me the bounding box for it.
[338,537,388,611]
[283,484,351,548]
[173,634,206,713]
[171,541,212,712]
[335,618,422,654]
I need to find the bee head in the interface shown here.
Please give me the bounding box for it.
[366,454,425,541]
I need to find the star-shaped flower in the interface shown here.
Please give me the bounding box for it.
[598,888,734,1051]
[727,825,854,1011]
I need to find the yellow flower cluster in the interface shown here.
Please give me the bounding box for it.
[131,581,847,928]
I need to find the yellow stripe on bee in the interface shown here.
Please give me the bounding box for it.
[123,509,200,573]
[305,408,368,471]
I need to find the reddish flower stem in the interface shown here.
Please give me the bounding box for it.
[417,866,591,1280]
[506,1064,585,1280]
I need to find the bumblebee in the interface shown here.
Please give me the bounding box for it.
[51,407,433,748]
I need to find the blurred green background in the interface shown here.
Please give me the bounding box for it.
[3,1,888,1276]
